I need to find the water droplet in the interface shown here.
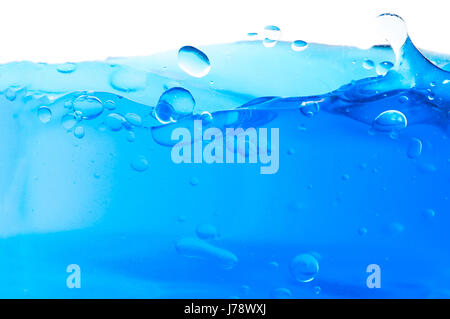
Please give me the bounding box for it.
[372,110,407,132]
[262,25,281,48]
[5,88,16,101]
[61,113,79,130]
[342,173,350,181]
[105,113,125,131]
[175,237,238,269]
[407,137,422,159]
[126,131,136,142]
[358,227,368,236]
[104,100,116,110]
[239,285,251,296]
[154,87,195,124]
[177,46,211,78]
[130,155,149,172]
[290,253,319,283]
[287,148,295,155]
[269,261,279,268]
[423,208,436,219]
[196,224,217,240]
[110,67,148,92]
[271,288,291,299]
[189,177,199,186]
[376,61,394,75]
[300,101,320,118]
[291,40,308,51]
[247,32,258,38]
[313,286,322,295]
[73,95,104,119]
[363,59,375,70]
[57,63,77,74]
[125,113,142,127]
[37,106,52,123]
[73,126,85,139]
[376,13,408,64]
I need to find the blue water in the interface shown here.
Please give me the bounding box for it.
[0,14,449,298]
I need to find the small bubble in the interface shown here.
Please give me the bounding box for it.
[57,63,77,74]
[287,148,295,155]
[104,100,116,110]
[37,106,52,123]
[125,113,142,127]
[342,174,350,181]
[130,155,149,172]
[239,285,251,296]
[291,40,308,51]
[126,131,136,142]
[363,59,375,70]
[105,113,125,131]
[423,208,436,219]
[372,110,407,132]
[290,253,319,283]
[189,177,199,186]
[73,95,104,119]
[300,101,320,118]
[73,126,85,139]
[407,138,422,159]
[313,286,322,295]
[376,61,394,75]
[262,25,281,48]
[358,227,368,236]
[61,113,79,130]
[177,46,211,78]
[271,288,291,299]
[154,87,195,124]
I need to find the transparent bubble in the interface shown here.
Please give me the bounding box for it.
[130,155,149,172]
[291,40,308,51]
[372,110,407,132]
[105,113,125,131]
[125,113,142,127]
[73,95,104,119]
[61,113,79,130]
[73,126,85,139]
[407,137,422,159]
[57,63,77,74]
[271,288,292,299]
[177,46,211,78]
[154,87,195,124]
[363,59,375,70]
[300,101,320,118]
[37,106,52,123]
[263,25,281,48]
[290,253,319,283]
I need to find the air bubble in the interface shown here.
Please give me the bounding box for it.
[177,46,211,78]
[154,87,195,124]
[407,138,422,159]
[130,155,149,172]
[291,40,308,51]
[262,25,281,48]
[73,95,104,119]
[290,253,319,283]
[271,288,291,299]
[37,106,52,123]
[73,126,85,139]
[372,110,407,132]
[57,63,77,74]
[363,59,375,70]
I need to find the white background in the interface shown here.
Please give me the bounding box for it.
[0,0,449,63]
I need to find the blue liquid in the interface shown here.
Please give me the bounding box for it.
[0,15,450,298]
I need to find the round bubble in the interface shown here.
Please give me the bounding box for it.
[372,110,407,132]
[290,253,319,283]
[177,46,211,78]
